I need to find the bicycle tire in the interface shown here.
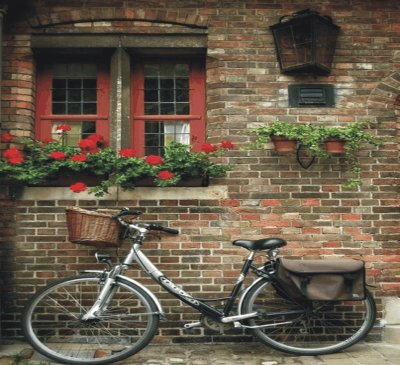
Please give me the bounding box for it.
[240,278,376,355]
[22,273,160,365]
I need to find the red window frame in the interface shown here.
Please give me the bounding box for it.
[131,58,206,156]
[35,62,110,144]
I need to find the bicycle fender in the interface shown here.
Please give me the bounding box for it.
[237,277,266,315]
[116,275,165,318]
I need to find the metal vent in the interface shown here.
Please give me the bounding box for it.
[289,84,335,107]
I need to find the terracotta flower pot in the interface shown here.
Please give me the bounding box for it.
[271,136,297,153]
[324,138,346,154]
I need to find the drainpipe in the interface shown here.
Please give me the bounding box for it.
[0,1,7,132]
[0,2,4,341]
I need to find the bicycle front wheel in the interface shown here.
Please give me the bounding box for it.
[241,279,376,355]
[22,273,160,365]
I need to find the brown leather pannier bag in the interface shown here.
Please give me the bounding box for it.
[276,258,366,301]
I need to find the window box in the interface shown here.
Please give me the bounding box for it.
[134,174,209,188]
[28,171,109,187]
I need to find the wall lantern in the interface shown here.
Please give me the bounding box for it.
[270,9,340,75]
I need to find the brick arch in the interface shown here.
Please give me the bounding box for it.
[367,71,400,116]
[27,8,209,29]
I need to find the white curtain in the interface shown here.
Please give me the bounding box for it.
[164,122,190,145]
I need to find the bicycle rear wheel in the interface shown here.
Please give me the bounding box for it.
[22,273,160,365]
[241,278,376,355]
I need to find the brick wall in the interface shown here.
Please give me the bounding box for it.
[1,0,399,342]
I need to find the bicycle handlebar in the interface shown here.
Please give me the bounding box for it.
[113,207,143,218]
[147,224,179,235]
[113,208,179,235]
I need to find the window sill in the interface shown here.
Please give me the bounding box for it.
[19,185,228,200]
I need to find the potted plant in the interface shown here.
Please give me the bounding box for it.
[252,121,300,152]
[317,121,381,187]
[252,121,330,158]
[251,120,381,188]
[0,127,233,197]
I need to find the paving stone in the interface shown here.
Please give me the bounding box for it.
[1,342,400,365]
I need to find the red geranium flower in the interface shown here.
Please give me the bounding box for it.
[70,154,88,162]
[3,148,22,160]
[3,148,24,164]
[87,134,105,147]
[119,148,136,158]
[158,170,174,180]
[69,182,87,193]
[8,157,24,165]
[79,139,100,154]
[145,155,164,165]
[0,131,14,143]
[201,143,218,153]
[49,151,67,160]
[221,140,234,149]
[55,124,72,133]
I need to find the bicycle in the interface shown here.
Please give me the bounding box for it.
[22,208,376,365]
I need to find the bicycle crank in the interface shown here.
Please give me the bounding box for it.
[201,315,232,333]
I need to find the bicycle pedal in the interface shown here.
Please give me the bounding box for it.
[183,321,202,331]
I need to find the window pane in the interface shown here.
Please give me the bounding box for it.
[176,78,189,89]
[83,89,96,102]
[176,89,189,102]
[160,79,174,89]
[51,121,96,146]
[82,121,96,135]
[53,79,66,89]
[83,79,97,88]
[52,103,66,115]
[51,63,97,115]
[144,63,190,115]
[83,103,97,114]
[160,103,174,114]
[68,79,82,89]
[146,122,160,133]
[68,102,81,114]
[144,78,158,89]
[144,89,158,102]
[160,89,174,102]
[68,89,81,102]
[52,64,68,77]
[145,103,159,114]
[144,65,159,76]
[144,121,190,155]
[175,64,189,75]
[176,103,190,114]
[53,89,66,102]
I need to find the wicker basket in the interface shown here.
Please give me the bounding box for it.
[66,207,123,248]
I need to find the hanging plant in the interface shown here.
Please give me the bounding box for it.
[251,120,381,188]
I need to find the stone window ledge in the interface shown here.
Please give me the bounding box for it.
[19,185,228,201]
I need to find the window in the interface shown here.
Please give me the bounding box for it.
[35,55,206,153]
[131,59,205,155]
[35,61,110,145]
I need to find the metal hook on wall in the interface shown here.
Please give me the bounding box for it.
[296,144,316,169]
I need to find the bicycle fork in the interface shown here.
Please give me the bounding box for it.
[80,270,121,322]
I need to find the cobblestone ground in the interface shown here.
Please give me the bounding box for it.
[1,342,400,365]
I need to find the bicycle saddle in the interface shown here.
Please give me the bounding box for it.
[233,237,286,251]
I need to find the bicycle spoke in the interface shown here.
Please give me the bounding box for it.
[241,280,376,355]
[23,274,160,364]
